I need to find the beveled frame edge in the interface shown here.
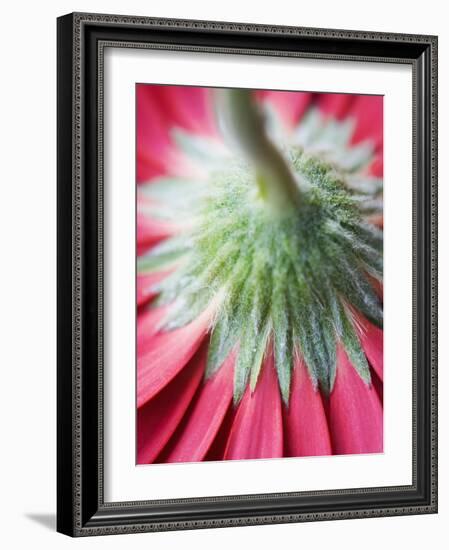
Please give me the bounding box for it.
[57,11,438,537]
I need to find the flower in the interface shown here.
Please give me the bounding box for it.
[136,85,384,464]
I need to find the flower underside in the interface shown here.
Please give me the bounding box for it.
[138,106,383,405]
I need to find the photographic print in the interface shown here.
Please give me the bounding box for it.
[136,85,384,465]
[57,14,437,535]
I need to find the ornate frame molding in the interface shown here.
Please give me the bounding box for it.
[57,12,437,536]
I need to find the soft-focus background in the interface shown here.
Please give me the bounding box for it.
[0,1,446,548]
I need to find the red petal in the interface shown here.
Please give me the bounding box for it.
[371,367,383,404]
[369,153,383,177]
[284,357,332,457]
[224,352,283,460]
[316,93,356,119]
[137,84,176,181]
[164,352,235,463]
[329,346,383,454]
[136,84,196,182]
[203,403,237,461]
[316,93,383,152]
[137,213,175,248]
[137,305,170,356]
[349,95,383,149]
[365,214,383,230]
[137,344,206,464]
[260,90,313,129]
[137,308,211,407]
[156,86,217,136]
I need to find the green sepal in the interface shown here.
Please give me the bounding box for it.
[139,178,207,222]
[249,320,271,391]
[329,247,383,329]
[288,282,318,389]
[271,264,293,404]
[137,236,190,275]
[140,177,204,203]
[329,222,383,280]
[336,142,374,172]
[304,303,334,395]
[355,196,384,216]
[205,259,253,379]
[339,307,372,385]
[205,313,238,379]
[172,128,226,166]
[137,252,180,274]
[346,176,383,195]
[273,320,293,404]
[161,293,211,331]
[233,334,254,404]
[322,321,338,391]
[232,262,271,403]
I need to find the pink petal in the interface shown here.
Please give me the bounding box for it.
[164,352,235,463]
[349,95,383,149]
[156,86,217,136]
[369,153,383,177]
[284,357,332,457]
[329,346,383,455]
[137,344,206,464]
[137,213,175,249]
[137,305,170,356]
[316,93,356,119]
[137,84,177,181]
[137,308,211,408]
[137,153,167,183]
[203,403,237,461]
[224,352,283,460]
[371,368,383,404]
[367,215,383,229]
[355,314,383,381]
[137,271,170,307]
[136,85,196,182]
[259,90,313,129]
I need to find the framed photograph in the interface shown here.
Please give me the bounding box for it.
[57,12,438,536]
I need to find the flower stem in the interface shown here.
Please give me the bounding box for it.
[214,89,301,212]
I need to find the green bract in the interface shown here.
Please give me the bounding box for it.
[138,108,383,404]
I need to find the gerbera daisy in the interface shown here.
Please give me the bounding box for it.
[136,85,383,464]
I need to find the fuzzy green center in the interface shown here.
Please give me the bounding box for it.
[138,100,383,404]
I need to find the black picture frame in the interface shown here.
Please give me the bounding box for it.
[57,12,438,537]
